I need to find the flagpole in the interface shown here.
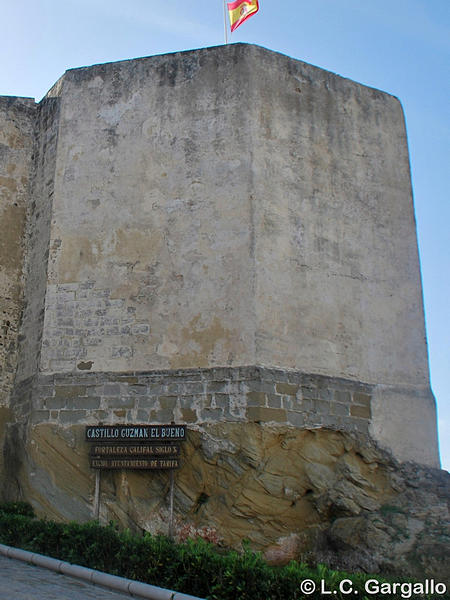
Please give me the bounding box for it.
[223,0,228,44]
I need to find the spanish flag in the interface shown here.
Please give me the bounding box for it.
[227,0,259,32]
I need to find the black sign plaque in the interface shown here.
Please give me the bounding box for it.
[85,424,186,443]
[86,424,186,471]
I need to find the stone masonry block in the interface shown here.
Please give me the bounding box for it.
[184,394,212,408]
[286,411,305,427]
[334,390,351,404]
[103,383,121,396]
[183,374,203,382]
[267,394,282,408]
[342,416,369,433]
[205,381,228,393]
[221,406,243,422]
[265,369,288,382]
[87,386,104,397]
[246,391,267,406]
[301,386,318,400]
[350,404,371,419]
[286,372,303,384]
[318,388,333,402]
[131,323,150,335]
[116,376,139,384]
[150,409,174,423]
[166,383,181,394]
[59,410,86,423]
[127,385,148,395]
[321,414,342,427]
[137,397,157,409]
[31,410,50,424]
[331,402,350,417]
[313,399,331,414]
[300,398,313,411]
[159,395,178,409]
[213,393,229,408]
[72,397,101,410]
[245,380,275,394]
[184,382,206,394]
[136,410,150,421]
[114,409,126,418]
[111,346,132,359]
[282,397,298,410]
[91,289,111,298]
[54,385,86,398]
[246,407,287,423]
[106,396,135,409]
[148,383,167,395]
[352,392,371,407]
[212,367,232,380]
[44,397,66,410]
[201,408,223,421]
[38,385,55,397]
[275,383,298,396]
[181,408,198,423]
[93,410,108,421]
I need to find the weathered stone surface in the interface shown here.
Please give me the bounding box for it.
[0,44,438,465]
[0,96,36,410]
[21,367,375,435]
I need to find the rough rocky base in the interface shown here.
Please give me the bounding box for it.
[3,422,449,584]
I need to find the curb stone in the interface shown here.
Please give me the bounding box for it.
[0,543,205,600]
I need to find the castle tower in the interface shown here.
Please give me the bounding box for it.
[0,44,439,532]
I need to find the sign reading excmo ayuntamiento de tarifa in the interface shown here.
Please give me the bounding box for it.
[86,424,186,470]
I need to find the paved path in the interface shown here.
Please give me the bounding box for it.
[0,554,132,600]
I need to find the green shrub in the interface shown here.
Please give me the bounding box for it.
[0,501,35,518]
[0,510,438,600]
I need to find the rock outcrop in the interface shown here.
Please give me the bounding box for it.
[16,422,449,584]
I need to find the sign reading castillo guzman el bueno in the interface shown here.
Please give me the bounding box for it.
[85,424,186,442]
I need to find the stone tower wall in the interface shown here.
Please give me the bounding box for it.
[0,97,36,488]
[0,45,440,526]
[0,97,35,407]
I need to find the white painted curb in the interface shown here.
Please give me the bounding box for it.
[0,543,206,600]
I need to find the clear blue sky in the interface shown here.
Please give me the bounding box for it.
[1,0,448,469]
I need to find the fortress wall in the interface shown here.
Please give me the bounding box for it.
[0,96,36,495]
[249,46,429,388]
[0,97,36,407]
[22,44,438,468]
[245,47,438,465]
[14,88,62,390]
[32,367,373,433]
[41,45,257,375]
[1,43,439,519]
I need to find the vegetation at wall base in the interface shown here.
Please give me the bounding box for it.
[0,503,444,600]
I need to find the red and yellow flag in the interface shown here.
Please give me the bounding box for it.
[227,0,259,32]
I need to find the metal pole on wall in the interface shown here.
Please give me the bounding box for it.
[168,469,175,538]
[223,0,229,44]
[94,470,101,520]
